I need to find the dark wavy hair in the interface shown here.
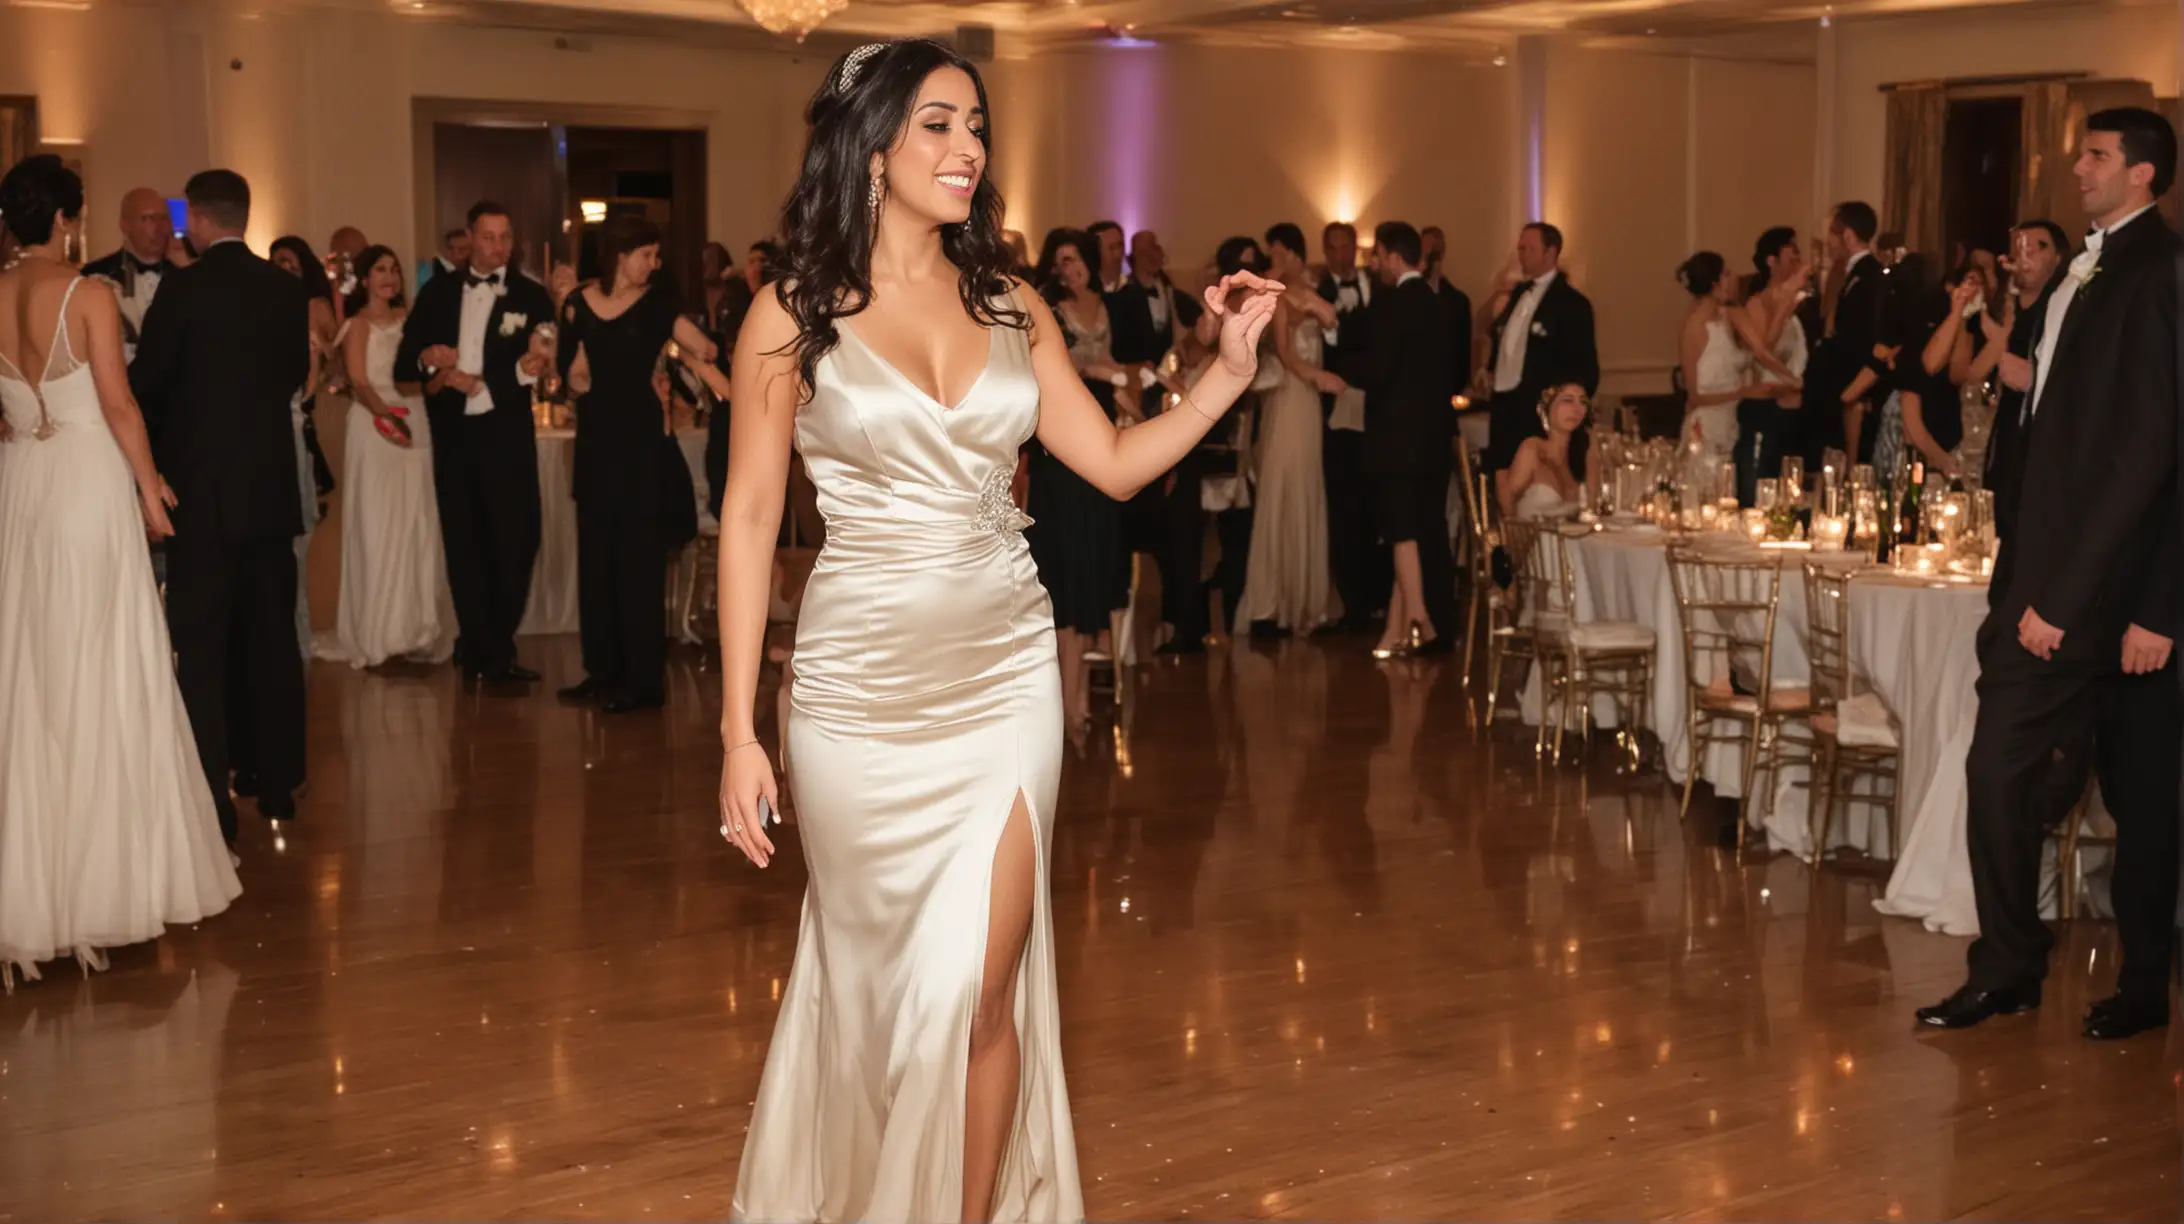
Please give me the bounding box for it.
[1746,227,1799,293]
[0,154,83,248]
[343,244,407,315]
[774,39,1024,399]
[1677,250,1725,297]
[1034,227,1099,308]
[271,235,332,302]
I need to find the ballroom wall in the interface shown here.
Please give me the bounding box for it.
[1829,2,2181,209]
[982,44,1518,298]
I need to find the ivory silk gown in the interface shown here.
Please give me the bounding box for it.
[731,301,1084,1223]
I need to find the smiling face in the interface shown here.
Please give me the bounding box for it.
[877,65,987,231]
[359,253,397,305]
[616,242,661,292]
[2075,129,2154,225]
[1054,242,1091,292]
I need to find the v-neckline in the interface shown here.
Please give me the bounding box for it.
[840,319,997,414]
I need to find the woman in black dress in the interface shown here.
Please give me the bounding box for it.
[1025,227,1130,752]
[555,215,730,712]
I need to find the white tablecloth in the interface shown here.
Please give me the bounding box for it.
[1858,573,1995,935]
[520,427,711,637]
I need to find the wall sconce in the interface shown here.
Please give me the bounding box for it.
[579,199,607,224]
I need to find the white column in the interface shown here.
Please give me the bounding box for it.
[1813,14,1838,226]
[1516,34,1547,225]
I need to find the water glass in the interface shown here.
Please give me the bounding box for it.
[1755,478,1780,514]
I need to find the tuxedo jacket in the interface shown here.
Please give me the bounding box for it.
[2002,208,2179,660]
[1428,276,1474,397]
[1806,254,1886,410]
[1107,276,1199,366]
[1317,270,1376,412]
[130,241,312,543]
[1350,276,1456,476]
[1487,274,1598,395]
[396,268,555,428]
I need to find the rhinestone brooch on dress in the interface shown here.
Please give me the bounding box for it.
[976,467,1033,535]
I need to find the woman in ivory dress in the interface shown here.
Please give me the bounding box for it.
[1675,251,1750,479]
[714,39,1281,1224]
[1499,383,1590,520]
[1727,227,1810,504]
[1232,221,1343,634]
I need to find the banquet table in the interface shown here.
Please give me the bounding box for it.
[520,427,712,638]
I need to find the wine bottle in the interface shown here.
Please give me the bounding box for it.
[1904,460,1926,546]
[1876,481,1896,564]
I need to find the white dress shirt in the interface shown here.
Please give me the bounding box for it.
[1494,268,1558,393]
[2030,203,2153,418]
[1323,270,1372,432]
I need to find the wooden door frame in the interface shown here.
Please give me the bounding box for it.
[411,97,710,279]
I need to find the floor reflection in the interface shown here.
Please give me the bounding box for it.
[0,633,2175,1219]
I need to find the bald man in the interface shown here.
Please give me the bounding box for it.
[83,186,179,360]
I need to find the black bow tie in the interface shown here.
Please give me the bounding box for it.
[466,271,503,289]
[1514,279,1536,294]
[126,254,173,276]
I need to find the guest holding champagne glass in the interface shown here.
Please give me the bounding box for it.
[316,245,454,668]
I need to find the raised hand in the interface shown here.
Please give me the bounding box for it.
[1201,270,1283,378]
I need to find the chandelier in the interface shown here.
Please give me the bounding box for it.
[736,0,848,41]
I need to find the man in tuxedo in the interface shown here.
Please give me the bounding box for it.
[132,169,312,841]
[1348,222,1458,652]
[1484,222,1597,490]
[1318,220,1384,631]
[1088,219,1127,294]
[397,200,556,685]
[1920,108,2181,1039]
[84,187,183,363]
[1109,230,1207,651]
[1803,201,1888,465]
[418,227,471,293]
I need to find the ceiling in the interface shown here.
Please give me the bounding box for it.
[389,0,2142,56]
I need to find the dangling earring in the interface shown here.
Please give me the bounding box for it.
[867,175,884,227]
[1536,406,1550,432]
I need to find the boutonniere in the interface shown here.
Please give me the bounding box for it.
[1530,320,1549,338]
[499,312,529,337]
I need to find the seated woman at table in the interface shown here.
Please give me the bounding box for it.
[554,214,730,713]
[1499,382,1589,520]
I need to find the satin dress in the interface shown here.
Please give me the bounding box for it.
[732,305,1084,1223]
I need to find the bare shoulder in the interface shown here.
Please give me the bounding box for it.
[1004,278,1059,336]
[70,274,117,312]
[737,282,799,360]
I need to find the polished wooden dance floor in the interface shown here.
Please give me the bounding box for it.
[3,634,2177,1220]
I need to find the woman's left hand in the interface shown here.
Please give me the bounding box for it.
[1203,271,1283,379]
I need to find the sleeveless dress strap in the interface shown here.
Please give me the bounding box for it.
[41,276,85,383]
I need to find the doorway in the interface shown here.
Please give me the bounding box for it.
[1941,97,2021,266]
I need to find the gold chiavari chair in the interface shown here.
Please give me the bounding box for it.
[2053,776,2110,921]
[1663,545,1813,849]
[1454,438,1498,715]
[1484,516,1554,749]
[1533,522,1655,766]
[1802,562,1901,864]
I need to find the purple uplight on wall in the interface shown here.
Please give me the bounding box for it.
[1101,37,1160,240]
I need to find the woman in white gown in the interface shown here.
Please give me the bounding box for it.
[1233,222,1343,634]
[1498,383,1589,520]
[1675,251,1750,485]
[1727,227,1810,505]
[715,40,1280,1223]
[0,155,240,990]
[315,246,455,668]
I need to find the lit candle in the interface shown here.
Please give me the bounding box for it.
[1742,509,1769,545]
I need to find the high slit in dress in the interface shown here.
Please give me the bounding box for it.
[731,298,1083,1223]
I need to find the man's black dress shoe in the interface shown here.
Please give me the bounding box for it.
[478,663,540,684]
[602,693,665,714]
[230,772,260,799]
[1916,981,2042,1029]
[2083,993,2168,1040]
[558,678,604,703]
[259,793,297,823]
